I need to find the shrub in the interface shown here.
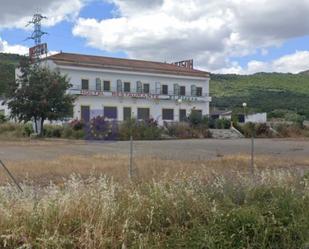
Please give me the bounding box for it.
[164,122,211,139]
[85,116,118,140]
[0,122,29,138]
[44,125,64,138]
[69,119,84,131]
[119,118,162,140]
[255,123,272,137]
[0,113,6,124]
[62,125,85,139]
[214,118,231,129]
[274,123,309,137]
[188,111,202,126]
[23,122,34,136]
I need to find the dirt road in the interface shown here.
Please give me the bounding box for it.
[0,138,308,162]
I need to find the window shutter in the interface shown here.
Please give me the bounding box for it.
[117,79,123,92]
[191,85,197,96]
[173,84,179,95]
[136,81,142,93]
[155,82,161,94]
[95,78,101,91]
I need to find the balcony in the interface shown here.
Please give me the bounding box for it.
[67,85,212,102]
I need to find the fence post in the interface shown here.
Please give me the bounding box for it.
[250,132,255,178]
[129,135,133,180]
[0,159,23,192]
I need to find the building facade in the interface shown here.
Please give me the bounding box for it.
[43,53,211,125]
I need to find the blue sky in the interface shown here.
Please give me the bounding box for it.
[1,0,309,74]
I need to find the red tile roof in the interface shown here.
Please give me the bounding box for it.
[48,52,209,78]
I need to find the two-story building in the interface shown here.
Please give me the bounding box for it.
[42,52,211,125]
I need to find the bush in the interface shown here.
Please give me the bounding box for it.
[23,122,34,136]
[0,122,30,138]
[119,118,162,140]
[237,122,273,138]
[85,116,117,140]
[188,111,202,126]
[62,125,85,139]
[164,122,211,139]
[0,113,6,124]
[274,123,309,137]
[214,118,231,129]
[255,123,272,137]
[69,119,85,131]
[44,125,64,138]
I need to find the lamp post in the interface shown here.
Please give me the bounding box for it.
[242,102,247,123]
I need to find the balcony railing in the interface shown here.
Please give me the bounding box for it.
[67,85,211,101]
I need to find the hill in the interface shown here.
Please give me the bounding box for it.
[1,52,309,118]
[210,72,309,118]
[0,53,23,96]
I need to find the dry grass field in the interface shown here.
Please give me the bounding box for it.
[0,141,309,248]
[1,153,308,186]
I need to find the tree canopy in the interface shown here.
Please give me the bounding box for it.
[6,58,75,135]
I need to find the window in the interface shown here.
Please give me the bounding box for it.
[103,81,111,91]
[179,109,187,121]
[123,107,131,120]
[180,86,186,96]
[162,85,168,95]
[124,82,131,92]
[117,80,123,92]
[104,106,117,119]
[162,109,174,120]
[143,83,150,94]
[81,106,90,123]
[96,78,101,91]
[196,87,203,97]
[137,108,150,120]
[81,79,89,90]
[136,81,143,93]
[174,84,179,95]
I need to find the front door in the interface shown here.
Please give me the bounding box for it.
[81,106,90,123]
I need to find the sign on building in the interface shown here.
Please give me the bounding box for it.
[29,43,48,61]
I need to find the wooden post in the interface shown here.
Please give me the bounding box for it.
[250,132,255,177]
[129,135,133,180]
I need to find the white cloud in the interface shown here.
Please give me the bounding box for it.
[214,51,309,74]
[72,0,309,73]
[0,0,86,29]
[0,37,28,55]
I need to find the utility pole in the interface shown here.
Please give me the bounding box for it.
[26,13,47,45]
[25,13,48,134]
[26,13,48,64]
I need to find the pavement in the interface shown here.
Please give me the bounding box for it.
[0,138,308,162]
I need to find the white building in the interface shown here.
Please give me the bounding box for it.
[39,53,211,125]
[0,98,9,117]
[245,113,267,123]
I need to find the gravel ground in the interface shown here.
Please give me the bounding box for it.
[0,138,308,162]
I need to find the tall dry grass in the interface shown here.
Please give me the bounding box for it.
[1,154,309,186]
[0,155,309,248]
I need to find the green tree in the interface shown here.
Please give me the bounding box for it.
[6,58,75,135]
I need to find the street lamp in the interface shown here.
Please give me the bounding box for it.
[242,102,247,123]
